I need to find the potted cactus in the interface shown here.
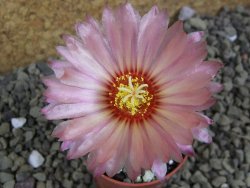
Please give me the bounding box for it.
[42,3,222,188]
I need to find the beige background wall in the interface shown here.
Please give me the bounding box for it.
[0,0,249,73]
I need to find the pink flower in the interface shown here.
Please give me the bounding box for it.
[42,3,222,180]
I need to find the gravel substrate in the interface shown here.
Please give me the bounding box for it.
[0,5,250,188]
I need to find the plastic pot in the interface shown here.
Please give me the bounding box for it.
[95,156,188,188]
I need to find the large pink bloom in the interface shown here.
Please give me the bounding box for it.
[42,3,222,180]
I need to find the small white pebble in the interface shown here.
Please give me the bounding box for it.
[227,35,237,42]
[135,175,142,183]
[123,178,131,183]
[178,6,196,20]
[118,169,123,173]
[221,183,229,188]
[142,170,154,182]
[28,150,45,168]
[11,117,26,128]
[169,160,174,165]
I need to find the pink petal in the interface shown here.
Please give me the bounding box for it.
[125,161,138,181]
[105,121,129,177]
[43,77,103,103]
[49,60,103,90]
[61,140,72,151]
[159,61,222,93]
[188,31,205,43]
[208,82,223,93]
[59,67,106,90]
[192,127,212,143]
[159,72,211,97]
[177,144,195,156]
[129,123,145,173]
[90,121,129,178]
[57,37,110,81]
[102,3,140,73]
[156,106,206,128]
[194,98,216,111]
[161,88,211,106]
[153,40,207,83]
[44,85,100,104]
[152,114,193,145]
[88,152,106,178]
[52,111,111,140]
[42,102,104,120]
[144,121,169,162]
[45,97,57,103]
[152,121,183,162]
[137,6,169,74]
[102,7,124,73]
[151,159,167,180]
[48,60,72,78]
[139,125,156,169]
[148,21,187,78]
[75,18,119,76]
[95,122,125,164]
[199,113,213,125]
[116,3,140,72]
[86,152,98,172]
[41,102,57,113]
[93,164,106,177]
[195,61,223,78]
[67,119,118,159]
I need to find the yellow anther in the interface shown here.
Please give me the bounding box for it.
[114,76,153,115]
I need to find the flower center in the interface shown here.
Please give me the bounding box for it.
[113,75,153,116]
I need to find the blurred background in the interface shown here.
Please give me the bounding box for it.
[0,0,250,73]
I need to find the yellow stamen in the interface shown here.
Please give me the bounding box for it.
[114,76,153,115]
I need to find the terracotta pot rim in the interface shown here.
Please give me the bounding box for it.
[98,155,188,187]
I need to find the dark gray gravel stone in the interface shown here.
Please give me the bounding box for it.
[29,106,41,118]
[83,173,92,184]
[222,159,235,173]
[190,171,207,183]
[0,137,7,149]
[33,172,46,181]
[210,158,222,170]
[14,177,35,188]
[37,182,46,188]
[0,122,10,135]
[246,173,250,187]
[24,131,34,142]
[62,179,73,188]
[245,151,250,163]
[45,180,53,188]
[72,171,84,181]
[212,176,227,187]
[0,156,13,170]
[189,17,207,30]
[0,172,14,183]
[36,62,53,76]
[3,180,15,188]
[15,171,31,182]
